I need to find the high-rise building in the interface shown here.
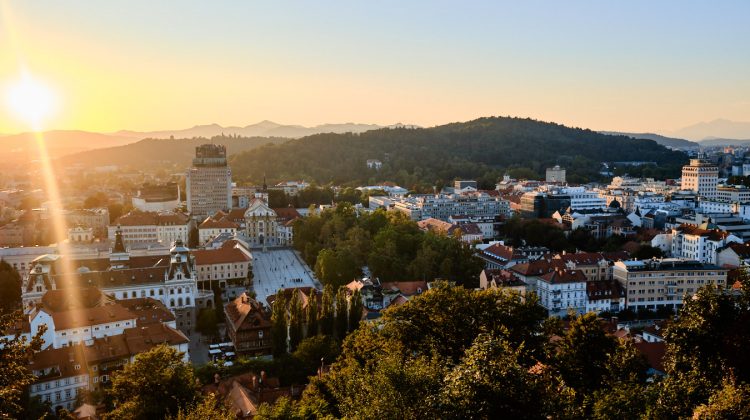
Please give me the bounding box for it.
[681,159,718,199]
[186,144,232,219]
[546,165,566,183]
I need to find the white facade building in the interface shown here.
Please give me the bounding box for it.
[681,159,719,198]
[393,192,511,222]
[109,211,191,245]
[535,269,587,317]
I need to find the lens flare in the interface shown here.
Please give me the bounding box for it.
[5,72,56,131]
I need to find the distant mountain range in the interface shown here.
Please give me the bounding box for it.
[600,132,699,149]
[113,121,419,140]
[666,119,750,141]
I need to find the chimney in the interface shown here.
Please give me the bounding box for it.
[260,370,266,385]
[214,373,220,385]
[252,375,258,389]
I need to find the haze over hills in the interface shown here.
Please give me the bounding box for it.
[663,118,750,141]
[114,121,418,140]
[0,130,136,162]
[59,136,289,169]
[599,132,699,149]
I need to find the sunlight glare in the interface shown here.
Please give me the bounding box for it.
[5,73,56,130]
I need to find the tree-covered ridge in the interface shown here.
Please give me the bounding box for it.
[229,116,689,189]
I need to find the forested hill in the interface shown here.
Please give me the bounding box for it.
[59,135,288,169]
[229,117,689,189]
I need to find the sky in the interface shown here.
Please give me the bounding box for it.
[0,0,749,134]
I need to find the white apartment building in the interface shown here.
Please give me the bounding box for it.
[666,225,741,265]
[681,159,719,198]
[562,186,606,211]
[535,268,587,317]
[29,346,89,412]
[393,192,511,222]
[716,185,750,203]
[613,259,728,310]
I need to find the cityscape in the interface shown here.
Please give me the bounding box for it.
[1,1,750,419]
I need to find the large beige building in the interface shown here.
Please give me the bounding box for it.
[545,165,566,183]
[186,144,232,220]
[613,259,727,311]
[681,159,718,198]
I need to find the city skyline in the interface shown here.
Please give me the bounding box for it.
[2,0,749,135]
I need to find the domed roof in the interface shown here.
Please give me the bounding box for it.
[170,239,190,254]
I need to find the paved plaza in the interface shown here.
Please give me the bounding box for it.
[251,248,321,306]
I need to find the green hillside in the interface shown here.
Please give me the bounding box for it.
[229,117,689,189]
[59,135,288,169]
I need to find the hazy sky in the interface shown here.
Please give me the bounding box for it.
[1,0,748,134]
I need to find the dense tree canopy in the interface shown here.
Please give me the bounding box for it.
[295,205,483,287]
[105,345,198,420]
[0,312,46,418]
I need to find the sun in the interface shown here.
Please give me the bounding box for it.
[5,73,57,130]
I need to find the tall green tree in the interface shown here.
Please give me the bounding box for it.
[319,285,335,337]
[334,288,349,340]
[270,292,288,357]
[105,344,198,420]
[305,290,319,336]
[348,290,363,333]
[288,292,304,352]
[0,261,21,314]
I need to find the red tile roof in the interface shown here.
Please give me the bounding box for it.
[50,303,137,330]
[634,341,666,373]
[380,281,428,296]
[192,246,250,265]
[199,217,239,230]
[30,344,88,380]
[510,259,564,276]
[540,269,587,284]
[114,211,189,227]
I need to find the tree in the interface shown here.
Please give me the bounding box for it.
[170,393,233,420]
[553,312,617,396]
[692,380,750,419]
[288,292,304,352]
[347,290,363,332]
[0,312,46,418]
[83,191,108,209]
[291,335,340,375]
[105,344,198,420]
[319,285,335,337]
[270,293,288,357]
[314,248,359,289]
[0,261,22,314]
[439,333,552,419]
[305,290,319,336]
[196,308,219,338]
[334,288,348,340]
